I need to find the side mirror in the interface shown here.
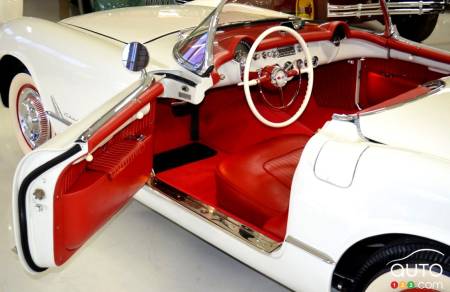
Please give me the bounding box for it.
[122,42,150,72]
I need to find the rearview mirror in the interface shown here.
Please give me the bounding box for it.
[122,42,150,72]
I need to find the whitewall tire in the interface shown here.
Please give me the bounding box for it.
[9,73,51,153]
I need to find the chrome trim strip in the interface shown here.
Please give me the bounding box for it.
[332,79,446,140]
[328,1,446,17]
[45,111,72,126]
[149,177,282,253]
[285,235,335,264]
[354,58,363,111]
[333,79,446,121]
[358,79,446,117]
[77,74,155,143]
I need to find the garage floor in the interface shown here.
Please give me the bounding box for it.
[1,2,449,292]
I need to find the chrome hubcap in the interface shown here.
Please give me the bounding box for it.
[17,87,50,149]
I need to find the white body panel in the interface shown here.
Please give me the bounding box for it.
[61,5,213,44]
[0,17,139,133]
[360,77,450,160]
[0,0,22,24]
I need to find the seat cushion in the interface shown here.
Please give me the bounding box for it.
[216,135,309,228]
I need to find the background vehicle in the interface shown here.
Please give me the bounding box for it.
[74,0,448,42]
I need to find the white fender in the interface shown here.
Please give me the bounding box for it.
[289,119,450,268]
[0,17,139,135]
[0,0,23,24]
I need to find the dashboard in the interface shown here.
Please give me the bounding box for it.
[214,39,327,88]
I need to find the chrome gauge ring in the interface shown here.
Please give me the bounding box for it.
[17,86,50,149]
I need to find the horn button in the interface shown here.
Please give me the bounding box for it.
[271,66,289,88]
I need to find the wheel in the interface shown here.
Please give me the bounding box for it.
[392,14,439,43]
[242,25,314,128]
[349,241,450,292]
[9,73,51,153]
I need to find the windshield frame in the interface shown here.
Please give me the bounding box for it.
[173,0,226,77]
[173,0,394,77]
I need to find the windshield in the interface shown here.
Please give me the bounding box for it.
[174,0,390,76]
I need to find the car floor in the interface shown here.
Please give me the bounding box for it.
[1,2,448,291]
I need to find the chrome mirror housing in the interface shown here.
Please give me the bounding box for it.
[122,42,150,72]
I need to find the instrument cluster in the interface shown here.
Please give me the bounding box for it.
[249,43,320,73]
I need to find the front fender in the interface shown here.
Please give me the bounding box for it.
[288,121,450,274]
[0,17,139,134]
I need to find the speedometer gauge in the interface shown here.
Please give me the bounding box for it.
[234,41,251,65]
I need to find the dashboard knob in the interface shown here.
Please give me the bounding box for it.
[262,52,267,59]
[312,56,319,67]
[253,53,260,61]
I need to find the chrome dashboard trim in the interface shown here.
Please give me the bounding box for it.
[149,177,282,254]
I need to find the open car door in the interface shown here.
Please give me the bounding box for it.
[12,76,163,273]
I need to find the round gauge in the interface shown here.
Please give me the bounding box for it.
[234,41,252,65]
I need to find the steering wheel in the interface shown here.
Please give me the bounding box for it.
[242,26,314,128]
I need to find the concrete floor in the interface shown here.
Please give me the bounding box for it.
[1,2,449,292]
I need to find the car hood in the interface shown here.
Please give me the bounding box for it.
[359,77,450,161]
[60,5,214,44]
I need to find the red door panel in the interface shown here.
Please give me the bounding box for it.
[53,83,162,266]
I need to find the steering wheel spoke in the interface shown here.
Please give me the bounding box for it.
[278,87,285,108]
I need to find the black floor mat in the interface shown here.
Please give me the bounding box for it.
[153,143,217,173]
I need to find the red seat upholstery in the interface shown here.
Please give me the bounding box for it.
[216,135,310,239]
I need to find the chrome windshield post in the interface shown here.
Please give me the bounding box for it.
[173,0,227,77]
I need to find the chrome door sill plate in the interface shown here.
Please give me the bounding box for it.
[149,177,282,253]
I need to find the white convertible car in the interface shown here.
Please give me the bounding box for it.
[1,0,450,291]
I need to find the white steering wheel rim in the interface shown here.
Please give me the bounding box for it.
[243,26,314,128]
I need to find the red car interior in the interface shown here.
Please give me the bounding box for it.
[53,22,447,262]
[155,55,444,242]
